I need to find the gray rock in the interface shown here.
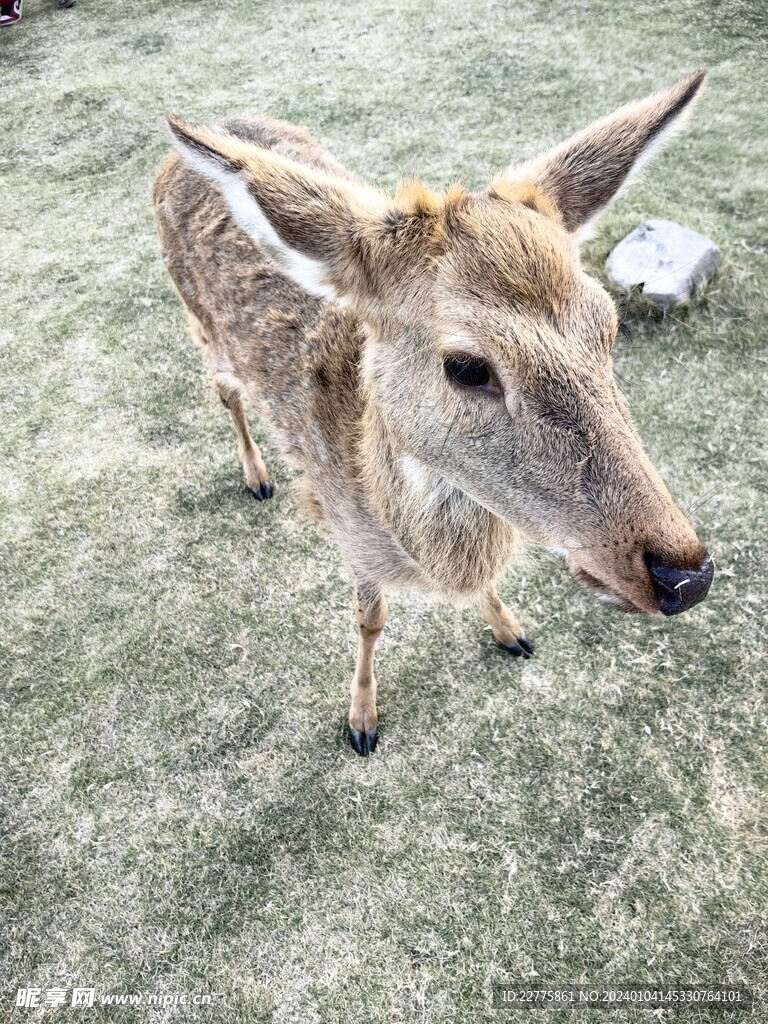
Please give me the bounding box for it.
[605,219,721,310]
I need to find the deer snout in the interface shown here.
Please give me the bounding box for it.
[644,551,714,616]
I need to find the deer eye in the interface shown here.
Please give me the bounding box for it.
[443,355,490,388]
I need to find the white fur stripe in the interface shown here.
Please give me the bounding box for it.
[172,137,338,301]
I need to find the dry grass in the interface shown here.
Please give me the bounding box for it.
[1,0,767,1021]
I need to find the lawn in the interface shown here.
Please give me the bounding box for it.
[1,0,767,1021]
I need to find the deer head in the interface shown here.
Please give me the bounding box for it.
[169,71,713,616]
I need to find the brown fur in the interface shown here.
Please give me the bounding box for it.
[153,75,711,754]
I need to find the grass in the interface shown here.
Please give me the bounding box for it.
[1,0,767,1021]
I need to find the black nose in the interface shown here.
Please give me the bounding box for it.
[645,552,714,616]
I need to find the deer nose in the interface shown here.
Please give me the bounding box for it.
[644,552,714,616]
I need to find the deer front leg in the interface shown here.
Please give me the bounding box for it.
[185,312,274,502]
[213,371,273,501]
[348,583,388,757]
[480,583,534,658]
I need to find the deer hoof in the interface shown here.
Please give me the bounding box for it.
[500,635,534,658]
[349,725,378,756]
[250,480,273,501]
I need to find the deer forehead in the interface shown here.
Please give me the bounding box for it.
[432,204,617,363]
[375,191,619,384]
[434,272,618,383]
[436,194,578,309]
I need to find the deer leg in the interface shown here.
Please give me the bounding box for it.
[348,583,388,757]
[480,583,534,658]
[213,371,273,501]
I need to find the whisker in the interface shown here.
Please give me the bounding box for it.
[682,484,722,518]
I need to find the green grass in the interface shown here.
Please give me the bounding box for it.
[1,1,767,1021]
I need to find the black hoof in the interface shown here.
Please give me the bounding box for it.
[500,635,534,658]
[250,481,273,501]
[349,725,378,757]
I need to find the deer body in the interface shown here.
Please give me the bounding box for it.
[154,76,714,755]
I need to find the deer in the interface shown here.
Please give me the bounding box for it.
[153,70,714,756]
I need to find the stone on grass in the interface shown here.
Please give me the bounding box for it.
[605,219,720,310]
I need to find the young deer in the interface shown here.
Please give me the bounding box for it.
[154,71,714,756]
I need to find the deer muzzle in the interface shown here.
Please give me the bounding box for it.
[644,551,714,616]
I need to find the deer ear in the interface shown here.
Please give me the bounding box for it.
[167,117,393,303]
[495,71,706,235]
